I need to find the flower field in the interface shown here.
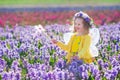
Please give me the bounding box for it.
[0,21,120,80]
[0,5,120,80]
[0,10,120,27]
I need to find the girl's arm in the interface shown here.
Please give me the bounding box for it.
[56,35,74,51]
[78,35,91,58]
[52,34,75,63]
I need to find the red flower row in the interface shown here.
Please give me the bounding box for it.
[0,10,120,27]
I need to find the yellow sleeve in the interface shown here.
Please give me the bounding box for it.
[56,35,74,51]
[78,35,91,58]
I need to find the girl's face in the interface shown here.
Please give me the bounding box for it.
[74,18,85,34]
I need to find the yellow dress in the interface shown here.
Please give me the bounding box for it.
[56,33,93,64]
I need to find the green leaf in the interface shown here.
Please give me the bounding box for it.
[6,43,11,49]
[117,73,120,79]
[102,77,107,80]
[0,36,6,40]
[38,41,42,49]
[109,64,112,70]
[49,57,56,67]
[21,68,28,78]
[113,40,117,44]
[17,41,21,48]
[88,71,95,80]
[0,75,2,80]
[35,59,43,64]
[21,77,27,80]
[3,55,14,68]
[107,45,111,51]
[20,51,28,57]
[30,49,35,55]
[62,56,66,61]
[19,59,23,67]
[28,58,35,64]
[88,75,94,80]
[49,49,55,56]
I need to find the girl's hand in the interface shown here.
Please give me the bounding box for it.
[51,39,58,44]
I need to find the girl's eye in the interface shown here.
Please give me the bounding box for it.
[76,24,80,26]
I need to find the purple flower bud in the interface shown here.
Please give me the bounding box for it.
[78,65,85,72]
[2,73,8,80]
[103,62,109,69]
[15,73,21,80]
[82,71,89,79]
[98,59,103,66]
[0,49,3,57]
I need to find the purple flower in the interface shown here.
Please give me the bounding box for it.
[68,61,78,70]
[112,68,118,77]
[111,58,119,67]
[11,60,19,71]
[47,72,53,79]
[95,75,101,80]
[0,58,6,71]
[98,59,103,66]
[103,62,109,69]
[42,73,48,80]
[56,58,65,69]
[61,51,67,56]
[9,72,14,79]
[15,73,21,80]
[81,71,89,79]
[78,65,85,72]
[2,72,8,80]
[93,69,99,76]
[64,72,68,80]
[36,71,41,77]
[118,54,120,61]
[0,49,3,57]
[85,17,91,23]
[31,72,35,77]
[56,71,65,80]
[104,72,111,80]
[41,64,47,71]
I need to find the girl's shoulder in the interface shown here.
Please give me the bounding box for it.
[82,34,91,40]
[72,33,77,36]
[72,33,91,39]
[80,34,91,37]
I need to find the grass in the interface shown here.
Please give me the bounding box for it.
[0,0,119,6]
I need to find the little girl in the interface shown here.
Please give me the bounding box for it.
[52,11,97,64]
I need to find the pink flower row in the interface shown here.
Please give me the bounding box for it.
[0,10,120,27]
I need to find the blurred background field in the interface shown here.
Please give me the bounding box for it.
[0,0,120,7]
[0,0,120,26]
